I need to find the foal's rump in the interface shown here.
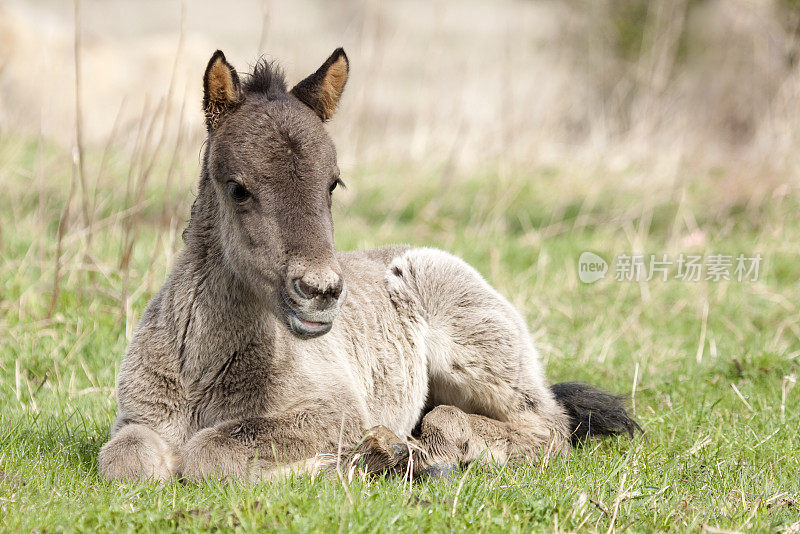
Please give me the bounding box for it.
[379,248,638,474]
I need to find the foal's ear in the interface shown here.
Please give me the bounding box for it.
[290,48,349,121]
[203,50,242,130]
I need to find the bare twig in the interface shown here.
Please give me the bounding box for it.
[335,414,354,506]
[730,383,753,412]
[588,498,610,517]
[86,97,128,286]
[452,449,486,517]
[781,374,796,423]
[73,0,89,230]
[631,361,640,416]
[696,300,708,364]
[257,0,271,55]
[47,149,78,318]
[606,473,630,534]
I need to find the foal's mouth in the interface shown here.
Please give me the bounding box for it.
[281,290,340,340]
[287,308,333,339]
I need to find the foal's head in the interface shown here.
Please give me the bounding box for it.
[199,49,349,339]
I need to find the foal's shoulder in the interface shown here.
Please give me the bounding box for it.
[338,244,413,267]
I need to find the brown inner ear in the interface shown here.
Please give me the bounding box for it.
[204,53,241,130]
[317,55,348,120]
[208,62,238,103]
[291,50,349,121]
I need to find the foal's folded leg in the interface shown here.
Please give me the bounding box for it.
[412,405,570,480]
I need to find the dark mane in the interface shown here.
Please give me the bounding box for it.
[243,58,288,99]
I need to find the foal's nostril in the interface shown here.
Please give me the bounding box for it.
[328,276,343,299]
[294,278,318,300]
[293,278,311,300]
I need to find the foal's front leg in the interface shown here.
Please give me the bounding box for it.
[99,423,180,481]
[180,408,355,480]
[179,409,408,481]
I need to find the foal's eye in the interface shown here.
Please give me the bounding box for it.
[329,177,345,195]
[226,181,251,203]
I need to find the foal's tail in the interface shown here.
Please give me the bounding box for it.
[550,382,642,446]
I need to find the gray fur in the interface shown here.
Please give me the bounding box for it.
[98,50,636,482]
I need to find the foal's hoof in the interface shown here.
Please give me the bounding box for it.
[419,462,459,482]
[354,426,410,474]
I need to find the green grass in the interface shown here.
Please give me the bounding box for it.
[1,134,798,532]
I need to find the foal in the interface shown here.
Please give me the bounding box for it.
[98,49,639,481]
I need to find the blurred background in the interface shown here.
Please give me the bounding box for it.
[4,0,800,172]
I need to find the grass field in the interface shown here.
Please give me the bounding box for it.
[1,132,799,533]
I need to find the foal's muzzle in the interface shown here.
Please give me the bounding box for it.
[283,272,345,339]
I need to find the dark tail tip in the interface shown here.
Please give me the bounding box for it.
[551,382,642,446]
